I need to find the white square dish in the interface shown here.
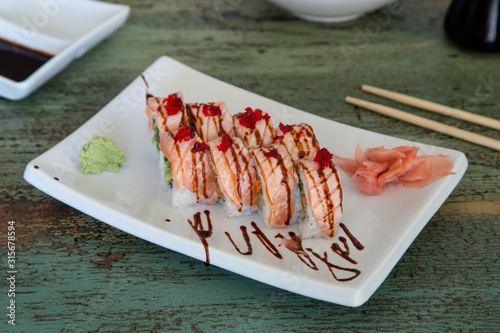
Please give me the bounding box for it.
[0,0,129,100]
[23,56,468,307]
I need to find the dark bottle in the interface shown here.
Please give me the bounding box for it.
[444,0,500,52]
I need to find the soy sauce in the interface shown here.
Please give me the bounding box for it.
[0,37,53,82]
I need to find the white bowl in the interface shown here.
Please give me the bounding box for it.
[0,0,129,100]
[266,0,397,23]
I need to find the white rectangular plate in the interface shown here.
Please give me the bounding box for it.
[23,56,468,307]
[0,0,129,100]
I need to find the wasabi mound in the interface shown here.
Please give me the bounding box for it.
[80,136,126,174]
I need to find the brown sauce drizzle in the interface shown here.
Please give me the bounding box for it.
[339,223,364,251]
[266,121,276,145]
[303,163,334,237]
[250,222,282,259]
[301,157,344,238]
[271,149,292,226]
[225,226,252,255]
[165,219,171,222]
[303,126,319,152]
[179,109,189,129]
[53,177,59,181]
[34,165,39,169]
[210,114,218,136]
[187,210,212,266]
[188,141,201,203]
[276,232,318,271]
[254,128,262,146]
[193,104,204,133]
[259,150,289,226]
[228,143,242,212]
[198,106,204,128]
[211,105,226,137]
[295,128,306,159]
[334,169,344,215]
[200,153,209,201]
[243,131,250,147]
[182,213,364,282]
[317,167,335,235]
[237,146,248,207]
[140,74,153,103]
[287,125,318,161]
[216,115,225,137]
[233,142,254,211]
[331,237,357,265]
[306,248,361,282]
[189,103,227,140]
[245,153,256,208]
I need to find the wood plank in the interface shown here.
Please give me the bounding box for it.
[0,0,498,331]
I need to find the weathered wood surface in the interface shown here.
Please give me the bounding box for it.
[1,0,499,331]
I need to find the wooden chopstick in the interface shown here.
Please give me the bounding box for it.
[361,84,500,131]
[345,96,500,151]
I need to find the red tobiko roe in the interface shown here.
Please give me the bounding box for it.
[239,107,270,129]
[192,141,210,153]
[279,123,294,135]
[163,95,185,115]
[175,126,196,142]
[202,104,222,117]
[264,148,281,159]
[217,134,234,153]
[315,148,334,169]
[262,111,271,123]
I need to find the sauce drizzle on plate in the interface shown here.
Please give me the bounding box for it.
[188,210,365,282]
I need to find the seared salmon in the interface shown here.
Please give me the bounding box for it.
[234,107,276,148]
[146,92,190,135]
[208,134,260,216]
[251,143,301,228]
[187,102,235,143]
[297,148,343,239]
[160,126,219,206]
[275,123,320,162]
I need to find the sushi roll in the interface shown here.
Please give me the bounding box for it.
[160,126,220,207]
[208,134,260,217]
[251,143,302,228]
[275,123,320,162]
[187,102,235,143]
[146,92,190,138]
[297,148,343,239]
[145,92,190,185]
[233,107,276,148]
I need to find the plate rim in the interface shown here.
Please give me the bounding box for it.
[23,55,469,307]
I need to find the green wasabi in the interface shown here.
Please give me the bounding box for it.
[80,136,126,174]
[151,118,172,184]
[163,156,172,183]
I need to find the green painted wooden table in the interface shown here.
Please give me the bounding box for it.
[1,0,499,331]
